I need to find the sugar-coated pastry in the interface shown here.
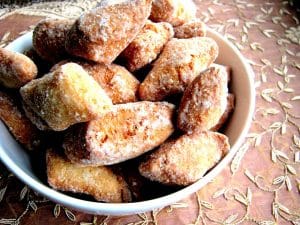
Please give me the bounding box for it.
[65,0,152,64]
[52,61,139,104]
[211,94,234,131]
[0,90,41,150]
[150,0,197,26]
[33,18,74,63]
[0,48,37,88]
[22,102,51,131]
[20,63,112,131]
[63,101,175,166]
[177,66,228,133]
[46,149,132,202]
[211,63,231,82]
[139,37,219,101]
[174,19,206,38]
[121,20,174,72]
[139,130,229,186]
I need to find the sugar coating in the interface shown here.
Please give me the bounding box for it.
[174,19,207,38]
[139,130,230,185]
[33,18,74,62]
[150,0,197,26]
[139,37,219,101]
[0,48,37,88]
[121,20,174,72]
[63,101,175,166]
[0,90,41,150]
[66,0,152,64]
[20,63,112,131]
[177,66,229,132]
[51,60,139,104]
[46,149,132,202]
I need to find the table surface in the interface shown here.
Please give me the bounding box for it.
[0,0,299,224]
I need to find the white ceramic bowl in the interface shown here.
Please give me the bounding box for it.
[0,28,255,215]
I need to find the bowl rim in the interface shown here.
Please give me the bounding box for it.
[0,28,255,215]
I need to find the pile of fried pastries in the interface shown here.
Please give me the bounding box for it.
[0,0,235,203]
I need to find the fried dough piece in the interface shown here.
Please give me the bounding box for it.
[211,63,231,82]
[139,37,218,101]
[52,61,139,104]
[121,20,174,72]
[0,48,37,88]
[139,130,229,186]
[46,149,132,202]
[63,101,175,166]
[33,18,74,63]
[65,0,152,64]
[0,90,41,150]
[20,63,112,131]
[150,0,196,26]
[211,94,234,131]
[177,66,228,133]
[22,102,50,131]
[174,19,206,38]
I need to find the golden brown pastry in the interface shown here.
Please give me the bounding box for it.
[52,61,139,104]
[211,63,231,82]
[139,130,230,186]
[211,94,234,131]
[33,18,74,63]
[174,19,206,38]
[20,63,112,131]
[139,37,219,101]
[120,20,174,72]
[46,149,132,203]
[0,48,37,88]
[22,102,51,131]
[177,66,228,133]
[0,90,41,150]
[65,0,152,64]
[150,0,197,26]
[63,101,175,166]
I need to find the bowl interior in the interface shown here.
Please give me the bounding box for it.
[0,29,255,215]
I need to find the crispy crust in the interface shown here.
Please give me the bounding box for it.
[121,20,174,72]
[46,149,132,202]
[139,37,219,101]
[139,130,230,185]
[0,48,37,88]
[65,0,152,64]
[63,101,175,166]
[211,93,235,131]
[51,60,140,104]
[20,63,112,131]
[22,101,51,131]
[177,66,229,132]
[0,90,41,150]
[150,0,196,26]
[174,19,206,38]
[33,18,74,63]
